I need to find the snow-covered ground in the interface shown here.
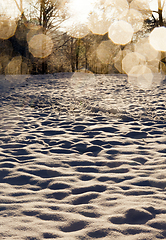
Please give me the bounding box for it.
[0,72,166,239]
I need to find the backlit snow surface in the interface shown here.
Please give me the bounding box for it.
[0,72,166,239]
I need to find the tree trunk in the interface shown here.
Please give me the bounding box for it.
[39,0,47,73]
[158,0,163,26]
[158,8,163,26]
[70,38,75,72]
[76,39,80,71]
[85,50,88,70]
[41,61,47,74]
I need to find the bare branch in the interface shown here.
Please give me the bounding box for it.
[162,0,166,9]
[13,0,22,13]
[53,37,71,52]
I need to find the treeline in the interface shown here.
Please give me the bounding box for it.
[0,0,164,75]
[0,18,119,75]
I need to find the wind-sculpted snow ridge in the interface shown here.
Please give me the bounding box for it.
[0,73,166,239]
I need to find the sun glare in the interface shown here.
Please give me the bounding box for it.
[67,0,96,23]
[0,0,166,89]
[0,0,23,19]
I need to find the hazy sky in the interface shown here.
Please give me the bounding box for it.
[0,0,164,20]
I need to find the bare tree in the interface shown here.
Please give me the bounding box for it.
[150,0,166,26]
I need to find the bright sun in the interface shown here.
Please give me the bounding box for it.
[0,0,97,22]
[0,0,24,19]
[66,0,97,23]
[0,0,164,21]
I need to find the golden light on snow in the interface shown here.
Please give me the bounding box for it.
[135,37,160,61]
[96,40,120,64]
[88,12,112,35]
[66,23,90,38]
[130,0,152,19]
[122,52,146,74]
[119,8,144,33]
[108,20,134,45]
[104,0,129,19]
[128,65,153,89]
[28,34,54,58]
[149,27,166,52]
[0,18,17,40]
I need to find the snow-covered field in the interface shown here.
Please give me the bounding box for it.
[0,72,166,239]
